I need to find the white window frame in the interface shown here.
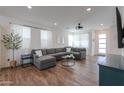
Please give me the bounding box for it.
[68,33,89,48]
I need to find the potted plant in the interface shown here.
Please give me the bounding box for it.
[1,32,22,67]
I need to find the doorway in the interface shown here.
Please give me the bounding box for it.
[97,33,107,55]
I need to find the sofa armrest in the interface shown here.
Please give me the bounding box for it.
[32,54,39,63]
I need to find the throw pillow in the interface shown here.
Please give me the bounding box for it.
[35,50,43,57]
[66,48,71,52]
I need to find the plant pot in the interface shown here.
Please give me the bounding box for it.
[10,60,17,68]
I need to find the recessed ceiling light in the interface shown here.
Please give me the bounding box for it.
[54,23,57,26]
[100,24,104,26]
[86,8,91,12]
[27,6,32,9]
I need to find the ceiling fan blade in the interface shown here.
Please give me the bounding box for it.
[75,23,83,30]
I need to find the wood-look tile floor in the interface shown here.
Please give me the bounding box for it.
[0,56,106,86]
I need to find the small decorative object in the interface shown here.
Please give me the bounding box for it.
[61,54,75,67]
[66,47,71,52]
[1,32,22,68]
[62,54,75,59]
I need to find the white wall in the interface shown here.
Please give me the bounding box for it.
[0,26,1,68]
[88,32,92,56]
[0,24,10,68]
[119,6,124,56]
[31,28,41,49]
[91,31,95,56]
[109,25,122,55]
[52,30,68,48]
[91,26,122,56]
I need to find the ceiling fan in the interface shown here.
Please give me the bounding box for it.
[75,23,83,30]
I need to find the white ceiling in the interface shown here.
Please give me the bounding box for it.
[0,6,116,31]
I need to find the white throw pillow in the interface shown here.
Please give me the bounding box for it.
[66,48,71,52]
[35,50,43,57]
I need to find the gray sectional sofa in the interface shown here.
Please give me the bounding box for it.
[31,47,86,70]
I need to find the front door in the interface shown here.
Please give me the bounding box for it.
[97,33,107,55]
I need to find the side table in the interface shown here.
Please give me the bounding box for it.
[61,54,75,67]
[21,54,33,67]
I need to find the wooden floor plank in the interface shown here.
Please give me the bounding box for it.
[0,56,105,86]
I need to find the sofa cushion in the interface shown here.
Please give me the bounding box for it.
[35,50,43,57]
[66,48,71,52]
[71,48,78,52]
[50,52,67,57]
[37,55,55,62]
[55,48,66,53]
[72,48,86,52]
[32,49,41,54]
[41,49,47,55]
[73,52,80,55]
[46,49,56,54]
[78,48,86,51]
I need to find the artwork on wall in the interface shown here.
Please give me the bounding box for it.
[57,36,65,44]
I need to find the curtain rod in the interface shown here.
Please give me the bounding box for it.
[9,22,47,30]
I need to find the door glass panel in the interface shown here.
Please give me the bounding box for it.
[98,33,107,54]
[99,44,106,48]
[99,49,106,53]
[99,39,106,43]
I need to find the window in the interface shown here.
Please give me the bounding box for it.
[22,27,31,39]
[99,39,106,43]
[99,44,106,48]
[98,34,107,54]
[68,35,73,46]
[0,30,1,65]
[41,30,48,40]
[40,30,52,48]
[11,24,31,51]
[68,33,89,48]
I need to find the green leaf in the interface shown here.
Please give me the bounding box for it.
[1,32,22,50]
